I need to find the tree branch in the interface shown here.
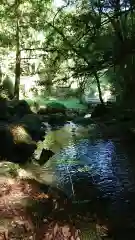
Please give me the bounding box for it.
[53,0,70,26]
[74,5,135,45]
[21,47,62,53]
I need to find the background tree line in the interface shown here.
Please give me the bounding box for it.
[0,0,134,107]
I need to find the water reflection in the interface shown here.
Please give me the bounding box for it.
[42,136,135,230]
[31,121,135,231]
[45,138,135,200]
[36,121,92,155]
[33,121,135,201]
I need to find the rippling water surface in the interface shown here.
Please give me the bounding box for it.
[42,122,135,228]
[45,139,135,197]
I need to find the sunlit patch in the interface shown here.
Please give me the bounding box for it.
[42,222,81,240]
[9,125,32,144]
[84,113,91,118]
[0,176,107,239]
[53,0,65,8]
[38,169,56,185]
[0,176,15,186]
[17,168,32,179]
[33,193,49,200]
[40,121,90,154]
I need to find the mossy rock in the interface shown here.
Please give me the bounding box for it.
[46,101,66,114]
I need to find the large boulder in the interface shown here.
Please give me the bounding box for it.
[10,100,32,118]
[0,123,37,164]
[19,114,46,141]
[48,113,67,129]
[0,97,9,120]
[91,104,109,119]
[37,148,55,166]
[38,102,66,115]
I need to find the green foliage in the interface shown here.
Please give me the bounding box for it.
[46,101,66,109]
[0,0,134,104]
[0,162,19,178]
[8,163,19,177]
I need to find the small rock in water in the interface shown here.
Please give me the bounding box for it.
[38,149,55,165]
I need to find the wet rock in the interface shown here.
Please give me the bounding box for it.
[66,109,77,121]
[48,113,67,129]
[73,116,93,126]
[38,149,55,166]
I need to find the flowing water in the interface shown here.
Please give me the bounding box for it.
[1,120,135,238]
[36,121,135,233]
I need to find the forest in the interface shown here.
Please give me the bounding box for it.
[1,0,135,104]
[0,0,135,240]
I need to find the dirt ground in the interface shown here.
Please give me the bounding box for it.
[0,176,108,240]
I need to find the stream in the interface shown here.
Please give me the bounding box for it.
[37,121,135,231]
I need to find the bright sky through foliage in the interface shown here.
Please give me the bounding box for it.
[53,0,65,8]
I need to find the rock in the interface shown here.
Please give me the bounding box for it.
[37,105,48,115]
[0,97,9,120]
[91,104,109,119]
[6,99,33,122]
[13,100,32,117]
[66,109,78,121]
[37,102,66,115]
[11,124,37,164]
[19,114,46,141]
[0,123,37,164]
[0,123,14,160]
[73,116,93,126]
[46,102,66,114]
[48,113,67,129]
[38,149,55,165]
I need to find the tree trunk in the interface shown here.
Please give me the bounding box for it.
[94,71,104,105]
[14,3,20,100]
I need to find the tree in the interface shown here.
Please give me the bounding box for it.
[14,0,21,99]
[0,0,53,99]
[45,0,135,105]
[0,0,135,105]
